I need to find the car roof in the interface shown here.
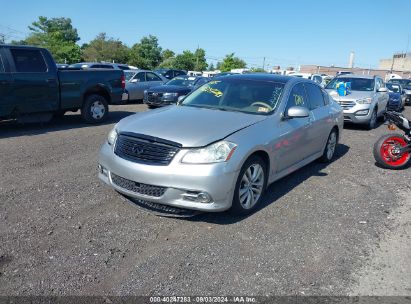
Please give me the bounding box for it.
[334,74,376,79]
[124,69,152,73]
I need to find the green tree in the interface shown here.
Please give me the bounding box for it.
[193,48,207,71]
[129,35,162,70]
[81,33,129,63]
[219,53,247,72]
[161,49,175,61]
[15,16,81,63]
[208,62,215,71]
[158,57,176,69]
[173,50,196,71]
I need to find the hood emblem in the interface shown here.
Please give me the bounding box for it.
[131,145,144,155]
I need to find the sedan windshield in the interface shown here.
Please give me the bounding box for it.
[326,77,375,91]
[167,76,197,87]
[180,79,284,115]
[390,79,411,87]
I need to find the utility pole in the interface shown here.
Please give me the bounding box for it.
[196,44,199,71]
[262,57,265,71]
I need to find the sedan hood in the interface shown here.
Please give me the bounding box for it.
[148,85,192,94]
[117,106,268,147]
[326,89,373,102]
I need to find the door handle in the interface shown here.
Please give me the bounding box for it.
[46,78,57,83]
[0,80,10,85]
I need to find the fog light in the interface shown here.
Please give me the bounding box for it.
[197,192,212,204]
[355,109,369,116]
[182,191,212,203]
[98,164,108,176]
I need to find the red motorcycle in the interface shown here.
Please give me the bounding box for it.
[373,111,411,169]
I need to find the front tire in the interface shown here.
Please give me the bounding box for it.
[367,108,377,130]
[230,156,267,215]
[373,134,410,170]
[81,94,109,124]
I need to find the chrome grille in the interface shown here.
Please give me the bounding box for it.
[114,133,180,166]
[338,100,356,110]
[111,173,166,197]
[147,92,163,104]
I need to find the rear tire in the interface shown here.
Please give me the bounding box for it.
[230,156,267,215]
[319,129,338,163]
[81,94,109,124]
[373,134,410,170]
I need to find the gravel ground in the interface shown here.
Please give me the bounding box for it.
[0,104,410,296]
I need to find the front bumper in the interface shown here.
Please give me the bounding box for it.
[98,142,239,212]
[143,93,178,107]
[338,103,374,124]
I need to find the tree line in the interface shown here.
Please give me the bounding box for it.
[11,16,248,72]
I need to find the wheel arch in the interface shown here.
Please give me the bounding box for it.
[83,85,111,105]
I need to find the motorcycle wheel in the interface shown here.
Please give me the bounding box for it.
[373,133,411,170]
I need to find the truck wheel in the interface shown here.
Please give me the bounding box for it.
[319,128,338,163]
[81,94,109,124]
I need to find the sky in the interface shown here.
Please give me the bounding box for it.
[1,0,410,70]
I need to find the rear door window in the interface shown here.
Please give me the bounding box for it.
[146,72,161,81]
[305,83,325,109]
[285,83,309,113]
[11,49,47,73]
[134,72,146,82]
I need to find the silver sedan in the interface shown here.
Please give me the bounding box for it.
[99,74,343,214]
[124,70,167,102]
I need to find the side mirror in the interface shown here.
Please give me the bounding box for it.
[377,87,388,93]
[131,79,140,83]
[286,106,310,119]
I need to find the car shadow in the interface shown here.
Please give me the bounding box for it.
[189,144,350,225]
[0,110,135,139]
[343,119,386,131]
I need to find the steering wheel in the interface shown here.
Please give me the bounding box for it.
[250,102,273,112]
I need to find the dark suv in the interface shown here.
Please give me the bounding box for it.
[154,69,186,80]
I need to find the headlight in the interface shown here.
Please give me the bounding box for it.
[181,141,237,164]
[355,109,369,116]
[107,126,118,145]
[357,97,372,104]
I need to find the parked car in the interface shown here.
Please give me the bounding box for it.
[143,75,210,108]
[69,62,132,70]
[0,45,127,124]
[154,69,186,80]
[56,63,69,69]
[124,70,167,102]
[388,78,411,105]
[325,75,389,129]
[386,83,405,111]
[98,74,343,215]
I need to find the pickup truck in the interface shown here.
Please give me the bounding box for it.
[0,45,128,123]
